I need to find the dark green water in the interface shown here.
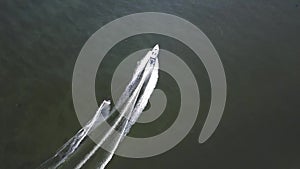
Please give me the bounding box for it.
[1,0,300,169]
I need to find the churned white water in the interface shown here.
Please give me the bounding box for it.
[38,53,159,169]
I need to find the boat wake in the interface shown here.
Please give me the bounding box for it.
[38,45,160,169]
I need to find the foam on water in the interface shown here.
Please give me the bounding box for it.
[38,52,159,169]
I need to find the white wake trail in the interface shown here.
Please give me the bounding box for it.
[38,54,149,169]
[97,117,129,169]
[97,59,159,169]
[75,63,154,169]
[38,46,159,169]
[128,59,159,128]
[38,101,111,169]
